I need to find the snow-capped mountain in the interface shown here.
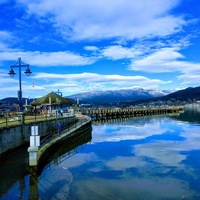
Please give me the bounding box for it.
[67,88,174,104]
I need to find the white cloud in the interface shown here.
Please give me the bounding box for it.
[130,47,183,72]
[101,45,139,60]
[129,47,200,74]
[84,46,99,51]
[0,31,13,40]
[28,52,95,66]
[33,72,169,88]
[177,74,200,85]
[0,51,95,66]
[17,0,186,41]
[0,31,18,53]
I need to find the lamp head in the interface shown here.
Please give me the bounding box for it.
[8,68,16,77]
[24,67,32,76]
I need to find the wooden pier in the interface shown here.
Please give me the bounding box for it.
[81,106,184,120]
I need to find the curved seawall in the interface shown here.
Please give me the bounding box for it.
[0,115,76,158]
[33,115,92,174]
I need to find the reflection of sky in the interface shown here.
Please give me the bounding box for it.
[92,117,171,143]
[39,116,200,199]
[134,124,200,167]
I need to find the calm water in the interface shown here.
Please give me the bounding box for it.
[1,105,200,200]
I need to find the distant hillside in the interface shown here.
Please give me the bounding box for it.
[0,97,19,103]
[67,88,173,104]
[130,86,200,105]
[0,97,34,104]
[162,86,200,102]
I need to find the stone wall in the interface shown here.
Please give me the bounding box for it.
[0,116,76,156]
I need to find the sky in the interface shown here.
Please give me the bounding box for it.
[0,0,200,99]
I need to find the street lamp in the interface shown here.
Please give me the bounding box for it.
[8,57,32,111]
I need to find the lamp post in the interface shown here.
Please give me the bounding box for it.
[8,57,32,111]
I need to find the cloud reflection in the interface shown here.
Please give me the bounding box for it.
[134,124,200,167]
[92,117,169,143]
[39,116,200,199]
[73,177,193,200]
[105,156,147,170]
[59,152,98,169]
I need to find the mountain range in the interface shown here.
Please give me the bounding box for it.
[67,86,200,105]
[1,86,200,106]
[67,88,174,104]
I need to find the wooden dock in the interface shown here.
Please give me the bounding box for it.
[81,106,184,120]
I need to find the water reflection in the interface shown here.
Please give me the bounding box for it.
[1,107,200,199]
[172,103,200,124]
[0,130,92,200]
[37,116,200,199]
[0,147,29,199]
[65,118,199,199]
[37,130,92,199]
[37,130,92,175]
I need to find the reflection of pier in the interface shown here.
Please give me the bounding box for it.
[185,103,200,113]
[29,128,92,199]
[92,111,183,125]
[35,116,92,175]
[47,132,91,168]
[81,106,184,121]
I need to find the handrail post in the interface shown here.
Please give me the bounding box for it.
[18,112,25,124]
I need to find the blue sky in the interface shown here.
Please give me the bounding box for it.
[0,0,200,99]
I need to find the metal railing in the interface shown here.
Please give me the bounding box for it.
[39,115,90,148]
[0,112,21,127]
[0,111,74,127]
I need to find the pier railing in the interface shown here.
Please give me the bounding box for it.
[0,106,185,126]
[0,111,73,127]
[39,115,89,148]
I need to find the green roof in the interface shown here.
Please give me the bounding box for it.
[30,92,73,106]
